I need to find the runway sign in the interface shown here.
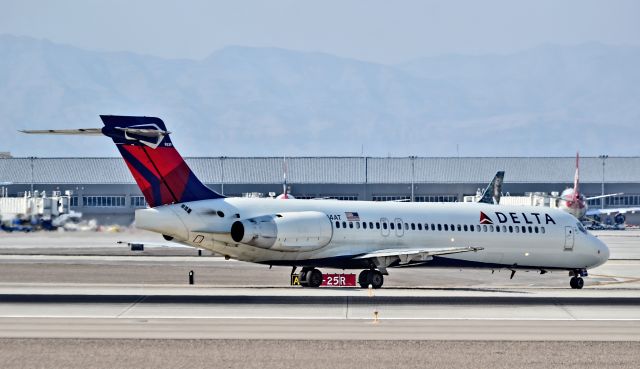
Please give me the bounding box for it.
[322,273,356,287]
[290,273,357,287]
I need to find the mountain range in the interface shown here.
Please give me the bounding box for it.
[1,34,638,157]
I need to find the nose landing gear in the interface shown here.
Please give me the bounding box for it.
[358,269,384,289]
[569,269,587,289]
[569,276,584,289]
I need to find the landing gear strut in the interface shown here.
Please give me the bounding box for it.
[358,269,384,289]
[299,267,323,288]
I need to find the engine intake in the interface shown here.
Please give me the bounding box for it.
[230,211,333,252]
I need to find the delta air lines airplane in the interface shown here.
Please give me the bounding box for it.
[22,116,609,289]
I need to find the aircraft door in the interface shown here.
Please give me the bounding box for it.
[564,226,575,251]
[380,218,390,237]
[394,218,404,237]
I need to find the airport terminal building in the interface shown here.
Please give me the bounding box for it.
[1,156,640,225]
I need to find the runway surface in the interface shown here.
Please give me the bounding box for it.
[0,230,639,368]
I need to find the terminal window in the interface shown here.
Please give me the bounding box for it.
[131,196,148,208]
[83,196,126,207]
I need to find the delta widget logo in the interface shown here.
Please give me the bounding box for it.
[480,212,493,224]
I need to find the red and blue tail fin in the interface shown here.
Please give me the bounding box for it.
[100,115,224,207]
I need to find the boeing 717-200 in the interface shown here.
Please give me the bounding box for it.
[22,116,609,289]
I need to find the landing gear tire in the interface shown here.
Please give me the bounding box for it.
[358,270,384,289]
[570,276,584,289]
[358,270,370,288]
[305,268,323,288]
[370,270,384,289]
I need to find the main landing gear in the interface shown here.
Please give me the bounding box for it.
[358,269,384,289]
[299,267,324,288]
[296,267,385,289]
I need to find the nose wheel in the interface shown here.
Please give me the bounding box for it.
[358,269,384,289]
[570,276,584,289]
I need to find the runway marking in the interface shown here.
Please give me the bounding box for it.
[1,316,640,321]
[591,273,640,286]
[116,295,147,317]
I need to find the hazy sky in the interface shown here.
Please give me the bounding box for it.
[1,0,639,63]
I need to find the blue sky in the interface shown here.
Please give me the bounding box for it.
[1,0,639,63]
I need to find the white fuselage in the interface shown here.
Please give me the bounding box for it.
[136,198,609,271]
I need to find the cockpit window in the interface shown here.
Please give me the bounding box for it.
[576,222,587,234]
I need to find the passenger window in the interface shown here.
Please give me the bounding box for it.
[489,225,494,232]
[342,221,347,228]
[411,223,416,230]
[376,222,380,229]
[431,224,436,231]
[383,222,387,230]
[470,225,474,232]
[404,223,408,230]
[521,226,526,233]
[463,225,468,232]
[502,225,507,232]
[450,224,455,231]
[418,223,422,231]
[515,226,519,233]
[369,222,374,229]
[444,224,449,231]
[357,222,362,229]
[457,224,461,231]
[528,226,533,233]
[483,225,487,232]
[363,222,367,229]
[398,222,402,230]
[496,226,500,233]
[509,225,513,233]
[349,222,354,229]
[534,226,539,233]
[335,221,340,229]
[390,223,395,230]
[437,224,442,231]
[541,227,545,234]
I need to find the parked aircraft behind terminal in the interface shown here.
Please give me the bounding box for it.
[21,116,609,289]
[553,153,639,223]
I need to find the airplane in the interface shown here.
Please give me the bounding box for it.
[21,116,609,289]
[275,157,295,199]
[477,171,504,205]
[553,153,639,224]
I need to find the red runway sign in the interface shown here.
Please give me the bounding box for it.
[322,273,356,287]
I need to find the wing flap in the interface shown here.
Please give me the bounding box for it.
[355,246,483,263]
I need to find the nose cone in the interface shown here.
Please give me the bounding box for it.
[589,236,610,268]
[135,206,188,240]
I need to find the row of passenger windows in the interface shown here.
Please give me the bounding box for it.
[334,220,546,234]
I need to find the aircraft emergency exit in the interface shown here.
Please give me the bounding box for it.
[22,116,609,289]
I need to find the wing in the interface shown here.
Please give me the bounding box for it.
[585,193,624,201]
[116,240,195,249]
[354,246,483,266]
[586,207,640,216]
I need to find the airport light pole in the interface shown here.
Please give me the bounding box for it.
[599,154,608,209]
[410,156,416,202]
[30,156,35,195]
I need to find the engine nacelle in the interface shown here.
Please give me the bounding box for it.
[230,211,333,252]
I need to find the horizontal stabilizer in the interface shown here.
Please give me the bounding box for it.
[19,128,103,135]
